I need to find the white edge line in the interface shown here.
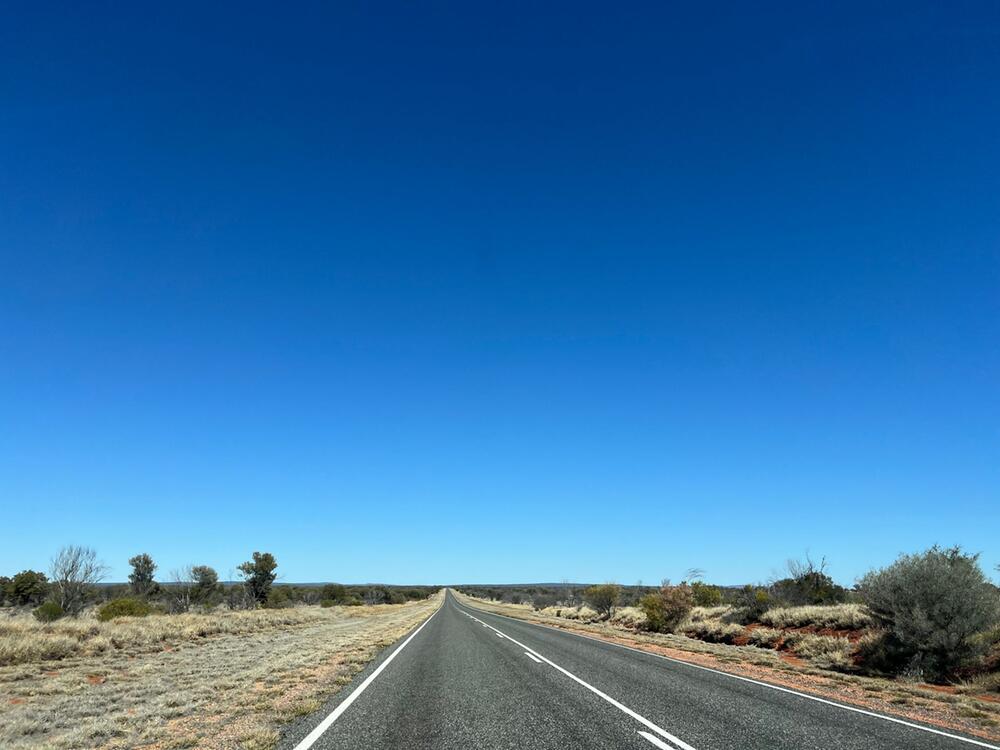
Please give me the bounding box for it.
[524,651,543,663]
[292,604,441,750]
[461,607,698,750]
[454,598,1000,750]
[639,730,677,750]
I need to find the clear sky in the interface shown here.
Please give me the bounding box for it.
[2,2,998,586]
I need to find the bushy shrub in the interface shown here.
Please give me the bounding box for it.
[691,581,723,607]
[728,585,772,624]
[264,587,291,609]
[771,557,848,606]
[639,583,693,633]
[583,584,621,619]
[97,597,152,622]
[320,599,336,608]
[8,570,50,606]
[33,601,63,622]
[858,546,1000,682]
[321,583,347,602]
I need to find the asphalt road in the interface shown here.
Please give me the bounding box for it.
[279,590,998,750]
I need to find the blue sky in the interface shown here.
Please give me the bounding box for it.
[2,2,998,586]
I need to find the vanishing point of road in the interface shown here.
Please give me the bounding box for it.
[278,590,998,750]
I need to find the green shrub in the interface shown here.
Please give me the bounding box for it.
[583,584,621,619]
[8,570,50,606]
[320,599,336,608]
[321,583,347,602]
[97,597,152,622]
[639,583,693,633]
[691,581,723,607]
[33,601,64,622]
[858,546,1000,682]
[728,585,772,624]
[771,557,849,606]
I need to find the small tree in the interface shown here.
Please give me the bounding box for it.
[128,553,157,598]
[859,546,1000,682]
[639,581,693,633]
[583,583,621,619]
[50,546,108,616]
[237,552,277,606]
[191,565,219,606]
[8,570,49,606]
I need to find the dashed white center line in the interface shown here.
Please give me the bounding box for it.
[638,730,678,749]
[524,651,543,663]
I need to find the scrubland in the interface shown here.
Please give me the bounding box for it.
[0,594,439,750]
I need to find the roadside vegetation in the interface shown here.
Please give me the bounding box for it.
[0,546,440,749]
[458,547,1000,740]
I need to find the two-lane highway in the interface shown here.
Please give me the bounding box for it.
[279,590,999,750]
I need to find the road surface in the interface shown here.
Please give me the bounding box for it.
[279,590,997,750]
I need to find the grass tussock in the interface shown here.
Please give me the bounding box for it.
[0,607,363,667]
[610,606,646,629]
[758,604,874,630]
[538,605,599,621]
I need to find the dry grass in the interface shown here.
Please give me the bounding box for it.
[0,608,345,667]
[537,604,599,621]
[0,595,440,750]
[759,604,874,630]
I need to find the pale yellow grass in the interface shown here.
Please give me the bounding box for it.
[759,604,874,630]
[0,594,440,750]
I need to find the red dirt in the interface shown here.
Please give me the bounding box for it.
[86,674,106,685]
[9,698,25,705]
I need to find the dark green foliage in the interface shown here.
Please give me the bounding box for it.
[728,585,772,624]
[128,553,157,598]
[191,565,220,605]
[320,599,336,608]
[583,584,621,619]
[321,583,347,602]
[97,597,152,621]
[33,601,64,622]
[771,557,848,606]
[639,583,693,633]
[264,587,291,609]
[238,552,278,606]
[7,570,49,606]
[690,581,723,607]
[858,546,1000,682]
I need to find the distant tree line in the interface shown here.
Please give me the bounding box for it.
[0,546,434,622]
